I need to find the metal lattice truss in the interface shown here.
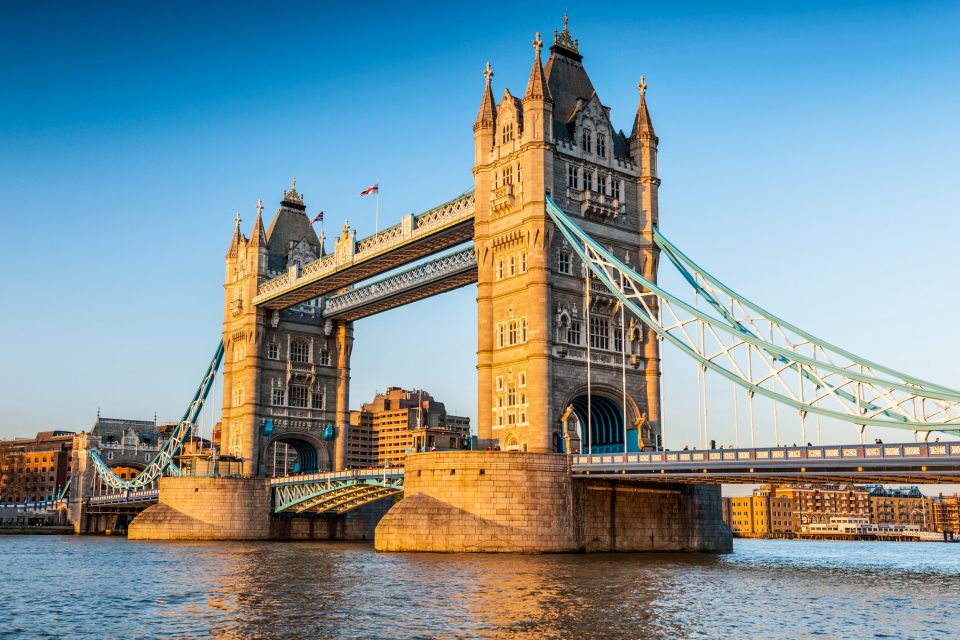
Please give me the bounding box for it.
[272,472,404,514]
[91,341,225,490]
[545,196,960,436]
[324,247,477,320]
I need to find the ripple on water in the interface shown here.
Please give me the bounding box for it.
[0,537,958,639]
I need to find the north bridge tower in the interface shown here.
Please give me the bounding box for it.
[473,17,662,454]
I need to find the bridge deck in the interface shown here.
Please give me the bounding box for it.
[573,442,960,484]
[254,192,474,310]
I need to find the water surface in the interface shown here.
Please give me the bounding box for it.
[1,536,958,639]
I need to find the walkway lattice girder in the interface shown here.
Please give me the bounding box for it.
[323,247,477,321]
[254,191,475,310]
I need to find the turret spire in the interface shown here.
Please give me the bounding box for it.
[474,62,497,130]
[226,210,244,258]
[631,75,657,141]
[251,198,266,245]
[524,32,552,102]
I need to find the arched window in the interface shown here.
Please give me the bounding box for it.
[290,341,309,363]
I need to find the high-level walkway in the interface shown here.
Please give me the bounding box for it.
[253,191,475,310]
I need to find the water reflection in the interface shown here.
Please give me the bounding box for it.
[0,537,958,639]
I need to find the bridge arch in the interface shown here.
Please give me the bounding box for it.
[564,387,643,454]
[260,432,329,476]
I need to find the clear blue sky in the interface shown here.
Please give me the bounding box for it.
[1,1,958,462]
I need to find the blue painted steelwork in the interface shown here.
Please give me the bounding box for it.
[544,196,960,434]
[571,395,623,453]
[272,469,404,514]
[90,341,224,490]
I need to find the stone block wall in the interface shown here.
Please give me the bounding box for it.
[376,451,579,552]
[576,480,731,552]
[128,477,271,540]
[375,451,732,553]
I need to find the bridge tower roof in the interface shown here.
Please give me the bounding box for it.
[265,178,321,272]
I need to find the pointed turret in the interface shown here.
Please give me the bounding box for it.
[524,32,552,102]
[226,211,244,258]
[630,75,660,231]
[474,62,497,130]
[630,75,657,142]
[473,62,497,164]
[251,198,267,246]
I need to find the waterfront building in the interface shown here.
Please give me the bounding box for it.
[347,388,470,467]
[0,431,75,503]
[723,484,937,538]
[931,494,960,534]
[865,485,931,529]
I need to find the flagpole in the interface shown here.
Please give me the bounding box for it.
[375,179,380,234]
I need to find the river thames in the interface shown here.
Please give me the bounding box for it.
[1,536,958,639]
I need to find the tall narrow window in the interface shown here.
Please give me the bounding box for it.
[508,256,516,276]
[520,317,528,342]
[567,320,581,345]
[567,164,577,189]
[597,132,606,157]
[614,324,623,352]
[496,258,504,280]
[584,171,593,192]
[516,163,521,185]
[613,179,621,200]
[590,316,609,350]
[598,174,607,194]
[520,252,527,272]
[289,385,308,408]
[508,321,517,345]
[272,388,285,406]
[290,340,309,363]
[319,350,330,366]
[312,390,323,409]
[558,251,571,274]
[267,343,279,360]
[582,130,592,153]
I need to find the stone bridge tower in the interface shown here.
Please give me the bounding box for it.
[473,18,662,454]
[221,182,351,476]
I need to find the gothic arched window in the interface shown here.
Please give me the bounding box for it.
[290,340,309,363]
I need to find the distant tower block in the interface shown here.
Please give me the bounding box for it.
[473,18,661,454]
[221,180,350,476]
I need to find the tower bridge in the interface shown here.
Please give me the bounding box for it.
[75,17,960,552]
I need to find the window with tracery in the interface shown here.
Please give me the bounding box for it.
[290,340,309,363]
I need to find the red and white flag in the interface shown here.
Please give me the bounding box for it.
[359,183,379,197]
[310,211,324,224]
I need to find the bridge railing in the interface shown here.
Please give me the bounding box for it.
[88,489,160,505]
[573,442,960,467]
[270,467,405,486]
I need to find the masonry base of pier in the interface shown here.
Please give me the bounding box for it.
[129,477,273,540]
[374,452,732,553]
[127,476,396,541]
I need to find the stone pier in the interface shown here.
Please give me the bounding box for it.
[128,476,395,541]
[129,476,272,540]
[374,451,731,553]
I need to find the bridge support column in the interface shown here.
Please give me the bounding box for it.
[334,321,353,471]
[375,451,731,553]
[128,477,271,540]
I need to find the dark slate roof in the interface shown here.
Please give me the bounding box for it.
[265,203,322,273]
[544,44,597,142]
